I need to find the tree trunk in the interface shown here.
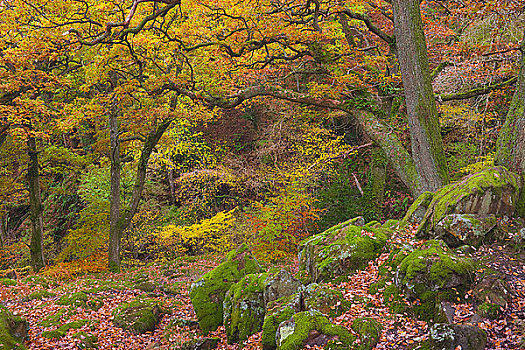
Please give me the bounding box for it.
[371,147,387,208]
[108,117,173,272]
[108,111,121,272]
[495,29,525,216]
[27,137,45,272]
[392,0,449,194]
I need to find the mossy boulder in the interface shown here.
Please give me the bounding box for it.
[189,244,262,335]
[351,317,383,350]
[476,302,503,319]
[0,305,28,349]
[434,214,497,247]
[402,191,434,226]
[416,166,521,237]
[223,269,302,344]
[428,324,486,350]
[112,299,162,334]
[223,273,269,344]
[298,218,390,283]
[276,311,355,350]
[395,240,475,322]
[262,284,350,350]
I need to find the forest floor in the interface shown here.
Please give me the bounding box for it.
[2,226,525,350]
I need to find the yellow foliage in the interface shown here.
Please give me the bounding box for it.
[459,152,495,175]
[156,209,239,255]
[42,250,108,280]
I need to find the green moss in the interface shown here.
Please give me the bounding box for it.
[477,302,502,319]
[383,284,409,315]
[0,305,28,349]
[57,292,88,307]
[42,320,89,339]
[112,299,162,334]
[396,240,475,322]
[87,298,104,311]
[418,167,521,235]
[40,308,67,327]
[402,191,434,225]
[351,317,382,350]
[26,289,56,300]
[72,331,98,349]
[277,311,356,350]
[189,244,261,335]
[262,305,296,350]
[303,284,350,318]
[0,278,17,286]
[224,272,269,343]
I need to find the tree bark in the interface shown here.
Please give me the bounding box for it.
[392,0,449,193]
[495,29,525,216]
[27,136,45,272]
[371,147,387,208]
[108,110,122,272]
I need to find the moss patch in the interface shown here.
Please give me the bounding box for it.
[189,244,261,335]
[40,308,67,327]
[57,292,88,307]
[26,289,56,301]
[42,320,89,339]
[0,278,17,286]
[351,317,382,350]
[72,331,98,349]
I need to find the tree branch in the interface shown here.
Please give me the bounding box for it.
[437,76,518,102]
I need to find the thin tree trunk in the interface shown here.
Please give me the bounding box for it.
[392,0,449,193]
[108,111,121,272]
[108,117,173,272]
[371,147,387,208]
[27,137,45,272]
[496,29,525,216]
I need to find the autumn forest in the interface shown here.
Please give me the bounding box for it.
[0,0,524,349]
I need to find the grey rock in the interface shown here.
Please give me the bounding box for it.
[429,323,486,350]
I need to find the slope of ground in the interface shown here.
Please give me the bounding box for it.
[1,226,524,349]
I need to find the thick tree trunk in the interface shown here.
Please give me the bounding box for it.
[495,29,525,216]
[108,111,122,272]
[392,0,449,193]
[27,137,45,272]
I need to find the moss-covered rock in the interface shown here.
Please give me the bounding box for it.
[42,320,89,339]
[276,311,355,350]
[87,298,104,311]
[417,166,521,237]
[351,317,382,350]
[223,272,269,344]
[0,305,28,349]
[434,214,497,247]
[261,284,350,350]
[57,292,88,307]
[298,219,390,283]
[402,191,434,226]
[112,299,162,334]
[428,323,486,350]
[395,240,475,322]
[189,244,262,335]
[223,269,302,344]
